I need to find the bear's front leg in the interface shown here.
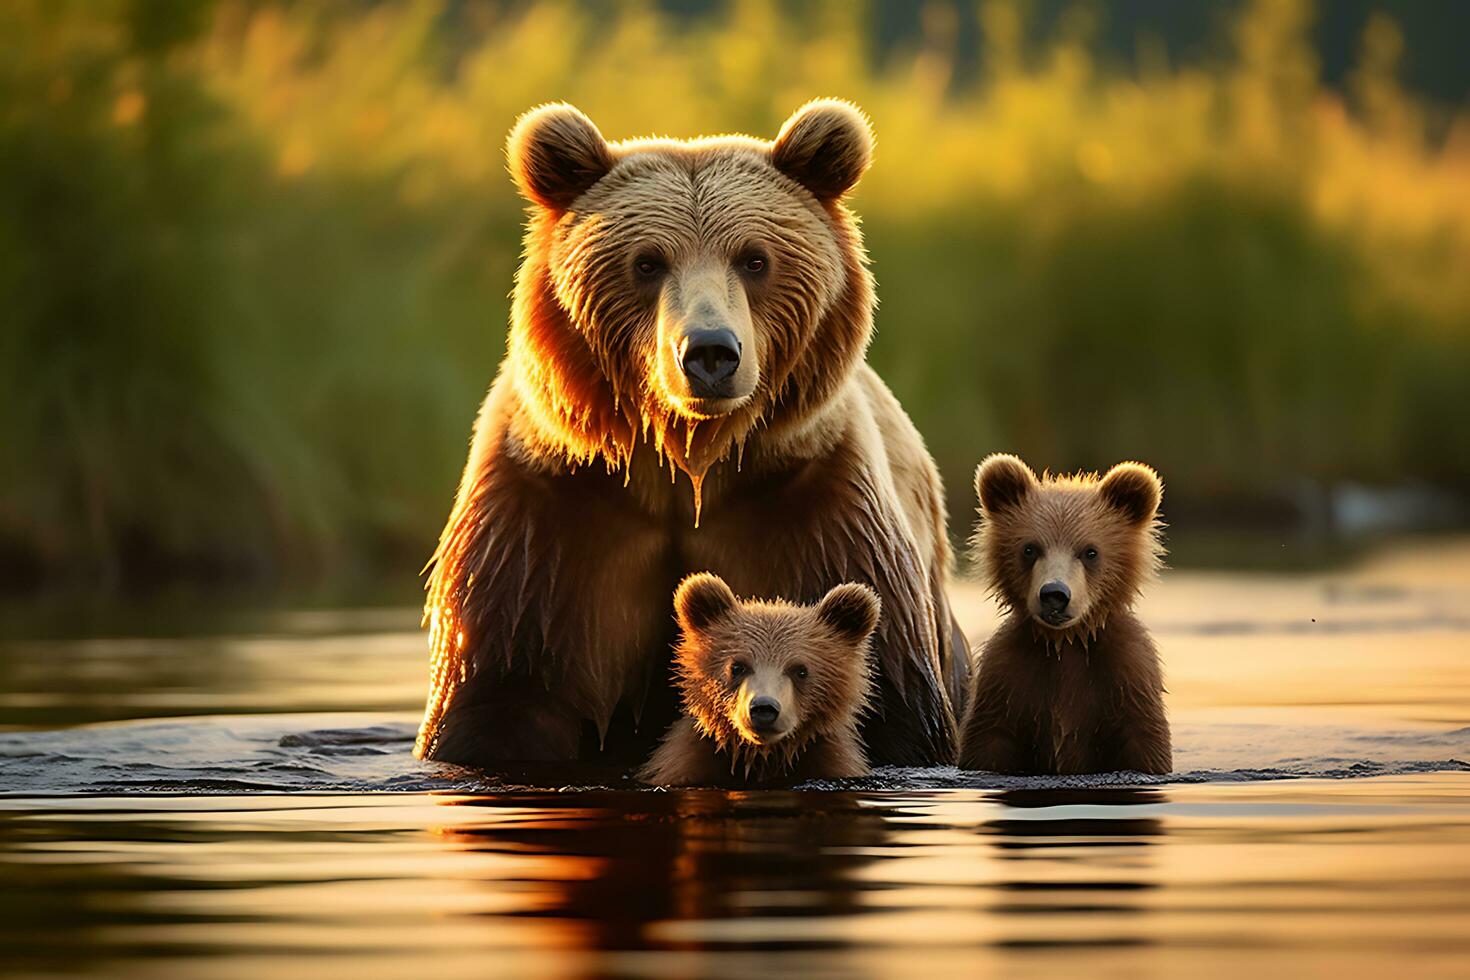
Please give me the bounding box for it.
[956,726,1032,774]
[424,671,585,764]
[417,430,680,768]
[637,717,727,786]
[794,733,871,781]
[1108,724,1173,776]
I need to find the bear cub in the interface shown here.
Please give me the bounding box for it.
[958,454,1172,775]
[639,573,880,787]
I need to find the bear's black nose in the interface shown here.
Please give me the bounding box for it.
[679,328,742,397]
[1039,581,1071,613]
[748,697,780,732]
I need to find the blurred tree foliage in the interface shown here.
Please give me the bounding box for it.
[2,0,1467,588]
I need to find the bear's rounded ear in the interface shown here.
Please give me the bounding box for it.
[674,572,738,632]
[976,453,1037,515]
[771,99,874,202]
[816,582,882,644]
[1099,461,1163,525]
[506,103,615,210]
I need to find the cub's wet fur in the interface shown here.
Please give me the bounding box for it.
[639,573,879,787]
[958,454,1172,775]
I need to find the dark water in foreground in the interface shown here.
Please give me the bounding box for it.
[4,779,1470,979]
[3,539,1470,977]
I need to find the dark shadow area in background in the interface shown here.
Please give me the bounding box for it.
[861,0,1470,103]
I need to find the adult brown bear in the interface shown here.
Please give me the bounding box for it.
[415,100,967,768]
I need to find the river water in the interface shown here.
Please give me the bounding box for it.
[2,538,1469,977]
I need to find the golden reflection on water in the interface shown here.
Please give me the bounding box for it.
[5,778,1468,978]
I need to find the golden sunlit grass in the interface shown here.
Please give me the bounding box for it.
[2,0,1467,582]
[192,0,1470,312]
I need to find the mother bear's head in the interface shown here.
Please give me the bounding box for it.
[502,100,876,477]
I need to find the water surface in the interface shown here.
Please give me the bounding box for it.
[3,538,1469,976]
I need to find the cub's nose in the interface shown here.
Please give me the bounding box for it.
[748,696,780,733]
[1039,581,1071,613]
[679,328,741,396]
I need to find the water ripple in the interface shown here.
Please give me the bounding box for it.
[1,714,1467,797]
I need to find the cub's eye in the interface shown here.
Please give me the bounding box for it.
[634,256,664,278]
[729,661,750,679]
[1083,547,1099,562]
[1021,543,1040,562]
[791,665,809,680]
[741,254,767,274]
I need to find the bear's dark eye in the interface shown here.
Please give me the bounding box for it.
[1021,543,1040,563]
[1083,546,1099,562]
[729,661,750,679]
[742,254,767,274]
[791,665,808,680]
[634,255,665,278]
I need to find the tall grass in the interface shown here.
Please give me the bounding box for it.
[3,0,1468,587]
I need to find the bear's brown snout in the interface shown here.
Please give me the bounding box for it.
[679,327,742,396]
[657,259,759,416]
[747,696,781,733]
[1038,581,1071,621]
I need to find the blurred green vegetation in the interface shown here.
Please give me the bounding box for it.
[2,0,1468,588]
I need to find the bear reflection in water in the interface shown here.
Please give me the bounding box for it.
[435,792,890,943]
[429,788,1166,952]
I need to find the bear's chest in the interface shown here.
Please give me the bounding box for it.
[1019,654,1127,769]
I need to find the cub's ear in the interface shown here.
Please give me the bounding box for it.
[816,582,882,644]
[506,103,615,210]
[771,99,874,201]
[975,453,1037,515]
[674,572,738,632]
[1099,461,1163,525]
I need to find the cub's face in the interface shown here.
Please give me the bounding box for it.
[671,573,879,748]
[974,455,1164,635]
[506,101,872,422]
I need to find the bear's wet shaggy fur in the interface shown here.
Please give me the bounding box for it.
[957,454,1172,775]
[639,573,879,787]
[416,101,966,769]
